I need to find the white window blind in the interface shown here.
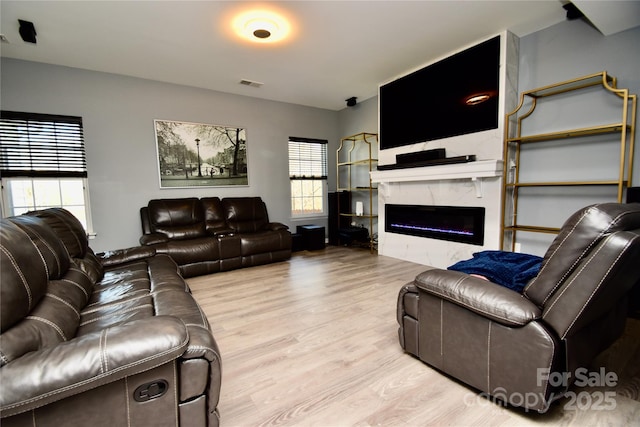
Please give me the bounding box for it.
[288,137,328,217]
[0,111,93,233]
[288,137,327,179]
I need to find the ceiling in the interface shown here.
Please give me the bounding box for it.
[0,1,636,111]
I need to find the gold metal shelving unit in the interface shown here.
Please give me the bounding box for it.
[501,71,637,251]
[337,132,378,252]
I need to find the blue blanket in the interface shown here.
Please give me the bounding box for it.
[447,250,543,292]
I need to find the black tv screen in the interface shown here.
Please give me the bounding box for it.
[379,36,500,150]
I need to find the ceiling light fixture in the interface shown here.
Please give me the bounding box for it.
[232,10,290,43]
[246,18,277,39]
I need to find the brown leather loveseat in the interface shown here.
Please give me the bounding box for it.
[0,208,222,426]
[397,203,640,413]
[140,197,292,278]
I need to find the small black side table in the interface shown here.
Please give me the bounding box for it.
[296,225,326,250]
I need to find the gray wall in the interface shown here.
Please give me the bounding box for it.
[338,19,640,183]
[337,96,378,139]
[336,18,640,255]
[0,59,338,252]
[518,19,639,114]
[2,17,638,253]
[518,18,640,189]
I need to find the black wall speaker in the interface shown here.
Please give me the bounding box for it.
[19,20,37,44]
[627,187,640,203]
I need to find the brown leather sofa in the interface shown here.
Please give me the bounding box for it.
[0,208,221,426]
[397,203,640,413]
[140,197,292,278]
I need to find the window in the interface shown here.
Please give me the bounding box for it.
[0,111,93,232]
[288,137,328,217]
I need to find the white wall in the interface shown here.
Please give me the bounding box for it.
[0,59,339,252]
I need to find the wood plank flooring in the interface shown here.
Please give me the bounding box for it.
[187,246,640,426]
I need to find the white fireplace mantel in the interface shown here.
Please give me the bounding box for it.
[370,159,503,197]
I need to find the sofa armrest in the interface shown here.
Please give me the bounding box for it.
[414,269,541,327]
[97,245,156,267]
[266,222,289,231]
[140,232,170,246]
[0,316,188,417]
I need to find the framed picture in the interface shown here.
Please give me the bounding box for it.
[154,119,248,188]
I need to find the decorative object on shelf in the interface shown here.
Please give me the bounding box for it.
[336,132,378,252]
[154,119,248,188]
[501,71,637,252]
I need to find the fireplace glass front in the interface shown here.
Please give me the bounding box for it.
[385,204,485,245]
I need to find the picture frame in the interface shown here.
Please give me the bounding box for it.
[154,119,248,188]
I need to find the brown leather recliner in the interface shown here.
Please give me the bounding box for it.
[140,197,292,278]
[397,203,640,413]
[1,208,221,426]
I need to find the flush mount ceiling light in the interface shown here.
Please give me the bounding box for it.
[232,10,290,43]
[246,18,277,39]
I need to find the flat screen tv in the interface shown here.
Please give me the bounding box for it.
[379,36,500,150]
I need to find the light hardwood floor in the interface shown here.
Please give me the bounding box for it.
[187,246,640,426]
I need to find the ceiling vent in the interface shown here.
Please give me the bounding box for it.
[239,79,264,88]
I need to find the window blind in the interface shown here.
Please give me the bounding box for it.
[0,111,87,178]
[288,137,327,180]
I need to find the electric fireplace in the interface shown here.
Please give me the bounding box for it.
[385,204,485,245]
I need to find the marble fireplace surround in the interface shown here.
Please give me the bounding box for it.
[371,160,503,268]
[371,30,518,268]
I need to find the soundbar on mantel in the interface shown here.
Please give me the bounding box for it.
[376,155,476,171]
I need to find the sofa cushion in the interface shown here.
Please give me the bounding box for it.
[156,237,221,265]
[524,203,640,307]
[74,248,105,284]
[0,220,49,334]
[240,230,290,256]
[223,197,269,233]
[148,198,206,240]
[0,316,189,418]
[201,197,230,233]
[85,260,152,308]
[10,209,104,284]
[0,266,92,366]
[78,295,155,336]
[7,215,71,280]
[25,208,89,259]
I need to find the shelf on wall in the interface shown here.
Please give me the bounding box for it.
[501,71,637,251]
[505,180,627,187]
[525,72,616,98]
[507,123,627,144]
[370,159,502,183]
[370,159,502,198]
[337,132,379,252]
